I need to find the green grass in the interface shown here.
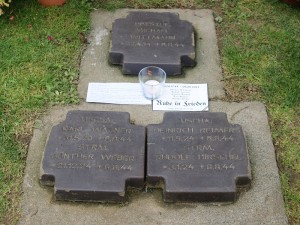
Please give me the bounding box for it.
[219,1,300,224]
[219,1,300,223]
[0,0,299,224]
[221,0,300,106]
[0,0,91,223]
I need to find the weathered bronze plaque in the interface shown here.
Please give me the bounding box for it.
[147,112,251,202]
[109,11,196,75]
[40,111,145,202]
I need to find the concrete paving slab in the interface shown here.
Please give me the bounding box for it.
[19,101,288,225]
[78,9,225,99]
[18,8,287,225]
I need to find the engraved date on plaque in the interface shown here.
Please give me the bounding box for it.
[40,111,145,203]
[147,112,251,203]
[109,11,196,75]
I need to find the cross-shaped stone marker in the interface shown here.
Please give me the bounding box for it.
[109,11,196,75]
[40,111,145,202]
[147,112,251,202]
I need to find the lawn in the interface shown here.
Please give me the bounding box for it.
[0,0,299,224]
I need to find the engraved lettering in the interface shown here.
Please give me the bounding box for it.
[61,135,92,141]
[163,164,194,171]
[217,153,240,160]
[129,35,175,40]
[199,127,239,133]
[62,125,82,132]
[136,28,168,33]
[146,111,250,201]
[78,144,108,151]
[162,135,194,142]
[198,154,216,160]
[207,135,234,142]
[180,118,212,124]
[104,164,133,171]
[198,153,239,160]
[52,152,94,160]
[101,154,135,161]
[134,21,168,27]
[120,41,185,48]
[92,126,108,133]
[185,145,214,151]
[156,154,190,160]
[99,135,132,142]
[154,127,194,134]
[56,163,91,169]
[206,163,235,170]
[114,127,132,134]
[81,116,116,124]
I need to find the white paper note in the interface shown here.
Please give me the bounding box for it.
[152,83,208,111]
[86,82,208,111]
[86,83,151,105]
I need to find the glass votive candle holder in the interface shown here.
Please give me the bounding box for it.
[138,66,166,100]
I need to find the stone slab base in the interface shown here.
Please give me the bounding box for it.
[78,9,225,99]
[18,101,287,225]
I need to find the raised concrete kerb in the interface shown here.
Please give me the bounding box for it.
[78,9,224,100]
[19,102,288,225]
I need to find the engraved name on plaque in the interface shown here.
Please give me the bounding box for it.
[109,11,196,75]
[40,111,145,203]
[147,112,251,202]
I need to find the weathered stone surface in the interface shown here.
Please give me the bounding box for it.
[109,11,195,75]
[20,102,288,225]
[40,110,145,202]
[147,112,251,202]
[79,9,225,99]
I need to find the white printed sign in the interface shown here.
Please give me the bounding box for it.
[152,83,208,111]
[86,82,208,111]
[86,83,151,105]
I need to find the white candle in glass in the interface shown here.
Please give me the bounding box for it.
[144,80,161,99]
[138,66,166,100]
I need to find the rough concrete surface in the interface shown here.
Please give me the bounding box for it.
[19,102,288,225]
[18,9,287,225]
[78,9,225,99]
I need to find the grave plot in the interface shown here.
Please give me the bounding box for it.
[40,110,145,203]
[109,11,196,75]
[147,112,251,202]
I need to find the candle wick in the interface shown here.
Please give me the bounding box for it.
[147,69,153,76]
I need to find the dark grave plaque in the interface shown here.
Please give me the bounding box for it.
[109,11,196,75]
[147,112,251,202]
[40,111,145,203]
